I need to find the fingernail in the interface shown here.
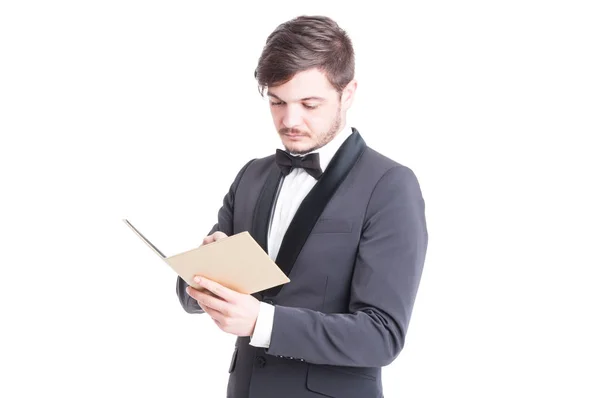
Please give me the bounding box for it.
[194,276,202,283]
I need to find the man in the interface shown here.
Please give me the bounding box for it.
[176,15,428,398]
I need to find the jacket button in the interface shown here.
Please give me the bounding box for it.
[255,356,266,368]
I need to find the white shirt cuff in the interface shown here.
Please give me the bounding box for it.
[249,302,275,348]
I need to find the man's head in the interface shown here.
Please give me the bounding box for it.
[255,16,357,155]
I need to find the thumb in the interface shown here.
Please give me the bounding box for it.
[213,231,228,241]
[202,231,229,245]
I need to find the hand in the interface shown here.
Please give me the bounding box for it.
[201,231,228,246]
[186,276,260,337]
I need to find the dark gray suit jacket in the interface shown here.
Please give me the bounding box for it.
[176,129,428,398]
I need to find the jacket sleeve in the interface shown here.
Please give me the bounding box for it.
[265,165,428,367]
[175,159,255,314]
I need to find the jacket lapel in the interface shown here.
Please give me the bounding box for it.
[260,129,367,297]
[250,163,282,300]
[250,163,282,253]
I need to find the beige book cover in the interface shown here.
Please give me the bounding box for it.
[123,219,290,294]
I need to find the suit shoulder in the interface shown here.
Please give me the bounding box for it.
[227,154,275,189]
[251,152,276,165]
[360,146,417,180]
[360,147,425,212]
[243,153,275,175]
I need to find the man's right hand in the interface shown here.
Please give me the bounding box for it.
[202,231,228,246]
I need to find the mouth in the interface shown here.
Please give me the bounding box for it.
[283,131,308,136]
[284,134,306,140]
[281,128,308,136]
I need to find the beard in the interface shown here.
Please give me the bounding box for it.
[280,106,342,155]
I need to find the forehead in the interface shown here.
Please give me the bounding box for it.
[268,68,337,101]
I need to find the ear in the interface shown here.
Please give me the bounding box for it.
[341,79,358,111]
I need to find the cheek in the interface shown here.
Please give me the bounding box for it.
[270,108,284,125]
[305,113,327,132]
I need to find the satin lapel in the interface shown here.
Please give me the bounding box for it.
[261,129,367,297]
[250,163,282,300]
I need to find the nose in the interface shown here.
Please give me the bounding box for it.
[282,105,303,128]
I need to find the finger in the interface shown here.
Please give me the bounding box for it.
[194,276,236,302]
[187,286,212,303]
[192,286,218,298]
[186,285,218,299]
[202,236,215,245]
[212,317,224,329]
[199,303,214,315]
[204,306,226,324]
[187,287,228,313]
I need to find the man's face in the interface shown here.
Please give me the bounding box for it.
[267,68,354,155]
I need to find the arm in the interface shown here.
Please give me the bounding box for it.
[265,166,428,367]
[175,159,255,314]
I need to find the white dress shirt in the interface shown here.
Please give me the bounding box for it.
[249,125,353,348]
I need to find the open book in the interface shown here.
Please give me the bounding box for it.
[123,219,290,294]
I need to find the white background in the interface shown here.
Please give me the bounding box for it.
[1,1,599,397]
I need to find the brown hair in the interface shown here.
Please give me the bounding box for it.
[254,15,355,96]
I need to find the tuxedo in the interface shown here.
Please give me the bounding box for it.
[176,128,428,398]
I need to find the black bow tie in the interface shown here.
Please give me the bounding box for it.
[275,149,323,179]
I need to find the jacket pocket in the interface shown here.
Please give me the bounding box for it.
[306,364,379,397]
[228,347,238,373]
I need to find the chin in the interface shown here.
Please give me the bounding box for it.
[282,136,313,154]
[283,144,305,155]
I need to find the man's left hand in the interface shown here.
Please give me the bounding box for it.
[186,276,260,337]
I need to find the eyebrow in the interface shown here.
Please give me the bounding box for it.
[267,92,326,102]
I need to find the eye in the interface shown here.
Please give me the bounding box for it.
[303,103,319,110]
[270,101,284,106]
